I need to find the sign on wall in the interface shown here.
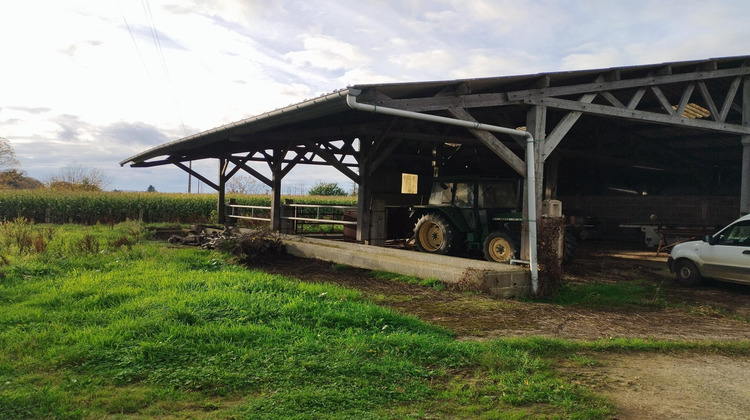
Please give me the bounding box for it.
[401,173,418,194]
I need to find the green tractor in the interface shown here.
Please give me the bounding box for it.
[411,177,576,263]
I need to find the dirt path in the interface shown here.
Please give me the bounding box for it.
[563,353,750,420]
[250,245,750,419]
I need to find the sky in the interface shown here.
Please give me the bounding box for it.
[1,0,749,193]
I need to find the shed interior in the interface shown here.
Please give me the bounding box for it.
[121,55,750,248]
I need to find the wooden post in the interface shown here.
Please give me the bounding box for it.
[269,149,285,231]
[357,140,372,243]
[521,105,547,260]
[217,158,227,224]
[369,199,386,246]
[544,153,559,200]
[741,76,750,215]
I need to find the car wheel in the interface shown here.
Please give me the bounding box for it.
[674,259,703,285]
[483,231,519,263]
[414,213,460,255]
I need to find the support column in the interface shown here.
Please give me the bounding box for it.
[527,105,547,213]
[544,153,559,200]
[269,150,283,231]
[741,138,750,215]
[742,77,750,215]
[217,159,227,224]
[521,105,546,260]
[357,140,372,243]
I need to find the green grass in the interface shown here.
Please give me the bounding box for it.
[0,222,613,418]
[370,270,446,290]
[538,280,667,309]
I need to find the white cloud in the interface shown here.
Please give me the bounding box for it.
[2,0,750,192]
[285,35,371,71]
[390,49,456,73]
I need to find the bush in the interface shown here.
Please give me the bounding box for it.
[308,182,348,196]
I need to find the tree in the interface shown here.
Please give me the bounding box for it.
[227,174,266,195]
[146,185,157,192]
[308,182,347,196]
[0,169,43,190]
[47,163,110,191]
[0,137,20,170]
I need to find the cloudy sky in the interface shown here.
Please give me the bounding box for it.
[1,0,749,193]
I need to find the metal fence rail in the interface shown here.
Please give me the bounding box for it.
[226,204,272,222]
[226,203,358,232]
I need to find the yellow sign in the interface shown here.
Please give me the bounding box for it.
[401,173,418,194]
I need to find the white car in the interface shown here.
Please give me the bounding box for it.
[668,214,750,285]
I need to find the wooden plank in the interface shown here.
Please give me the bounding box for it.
[374,67,750,113]
[627,87,647,109]
[508,67,750,101]
[522,97,750,135]
[676,82,695,117]
[719,76,742,122]
[600,91,625,108]
[280,151,306,179]
[227,158,273,186]
[543,92,597,157]
[173,161,219,191]
[304,141,361,183]
[696,81,720,122]
[368,138,403,176]
[650,86,675,115]
[447,107,526,176]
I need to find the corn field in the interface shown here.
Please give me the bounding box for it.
[0,190,356,224]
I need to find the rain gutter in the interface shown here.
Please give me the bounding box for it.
[342,89,540,292]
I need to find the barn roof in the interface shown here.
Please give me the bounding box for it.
[121,55,750,183]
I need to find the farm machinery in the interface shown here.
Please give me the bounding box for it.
[410,177,577,263]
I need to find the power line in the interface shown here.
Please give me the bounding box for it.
[118,2,150,78]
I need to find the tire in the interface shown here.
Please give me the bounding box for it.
[483,231,519,263]
[414,213,461,255]
[674,259,703,285]
[562,232,579,265]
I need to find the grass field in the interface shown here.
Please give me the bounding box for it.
[0,221,619,419]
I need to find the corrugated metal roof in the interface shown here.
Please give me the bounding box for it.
[121,55,750,167]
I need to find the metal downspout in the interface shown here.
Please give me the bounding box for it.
[343,89,540,293]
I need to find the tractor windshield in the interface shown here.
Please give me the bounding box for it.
[479,181,517,209]
[429,182,453,205]
[453,182,475,208]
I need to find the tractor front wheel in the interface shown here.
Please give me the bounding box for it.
[414,213,460,255]
[483,231,519,263]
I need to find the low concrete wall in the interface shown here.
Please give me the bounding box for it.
[281,235,531,298]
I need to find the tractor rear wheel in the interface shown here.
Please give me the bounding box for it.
[414,213,460,255]
[483,231,519,263]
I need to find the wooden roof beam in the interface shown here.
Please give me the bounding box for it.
[523,97,750,135]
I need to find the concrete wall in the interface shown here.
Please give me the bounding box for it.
[281,234,531,298]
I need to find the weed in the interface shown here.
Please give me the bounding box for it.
[110,236,133,250]
[371,270,446,290]
[74,234,100,255]
[0,217,34,254]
